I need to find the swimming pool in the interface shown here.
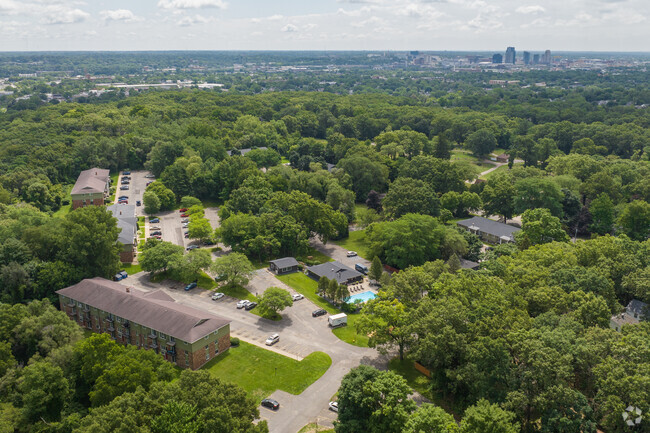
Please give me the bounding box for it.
[346,291,377,304]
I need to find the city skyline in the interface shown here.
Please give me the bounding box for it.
[0,0,648,52]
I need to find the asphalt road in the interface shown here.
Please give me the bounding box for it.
[115,169,152,217]
[121,270,389,433]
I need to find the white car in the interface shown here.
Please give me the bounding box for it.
[329,401,339,412]
[292,293,304,301]
[346,251,357,257]
[265,333,279,346]
[182,223,189,228]
[211,292,224,301]
[237,300,251,309]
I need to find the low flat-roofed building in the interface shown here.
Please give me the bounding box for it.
[306,261,363,285]
[457,216,520,244]
[56,277,231,370]
[269,257,299,275]
[71,168,110,209]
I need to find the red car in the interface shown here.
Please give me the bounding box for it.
[149,235,162,239]
[179,208,188,212]
[180,213,189,218]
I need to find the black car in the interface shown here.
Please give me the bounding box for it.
[312,309,327,317]
[151,231,162,236]
[261,399,279,410]
[244,302,258,311]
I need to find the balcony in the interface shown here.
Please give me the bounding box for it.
[104,316,114,323]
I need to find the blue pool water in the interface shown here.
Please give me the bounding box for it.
[346,291,377,304]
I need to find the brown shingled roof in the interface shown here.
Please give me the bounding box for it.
[56,278,230,343]
[71,168,110,195]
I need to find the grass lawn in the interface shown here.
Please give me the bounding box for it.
[280,156,290,164]
[276,273,337,314]
[52,204,72,218]
[219,283,257,302]
[199,199,222,208]
[204,341,332,401]
[332,230,370,259]
[298,247,333,265]
[108,172,119,202]
[298,424,335,433]
[332,313,369,347]
[389,357,460,420]
[276,273,369,347]
[120,263,142,275]
[197,272,217,290]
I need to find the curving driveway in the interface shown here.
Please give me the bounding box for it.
[121,271,388,432]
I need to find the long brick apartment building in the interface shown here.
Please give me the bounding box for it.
[56,277,231,370]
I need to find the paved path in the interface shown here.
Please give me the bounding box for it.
[121,271,388,433]
[478,161,505,177]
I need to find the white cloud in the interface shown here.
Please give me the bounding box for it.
[100,9,140,22]
[516,5,545,14]
[178,14,211,26]
[158,0,227,10]
[41,5,89,24]
[281,23,298,32]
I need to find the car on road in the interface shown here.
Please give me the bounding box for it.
[181,219,189,223]
[149,218,160,223]
[118,200,128,204]
[184,282,197,291]
[184,232,190,238]
[265,333,279,346]
[346,251,357,257]
[186,245,199,251]
[182,223,189,228]
[149,235,162,239]
[120,186,129,190]
[179,208,188,212]
[145,174,155,178]
[118,195,128,200]
[123,171,131,175]
[329,402,339,412]
[244,302,258,311]
[261,399,279,411]
[312,309,327,317]
[146,181,153,186]
[211,292,224,300]
[150,231,162,236]
[237,300,251,309]
[136,200,141,206]
[180,213,189,218]
[121,179,130,184]
[150,226,161,230]
[292,294,304,301]
[202,239,215,245]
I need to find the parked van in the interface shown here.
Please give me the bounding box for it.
[328,313,348,328]
[355,263,368,275]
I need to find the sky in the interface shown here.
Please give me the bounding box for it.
[0,0,648,52]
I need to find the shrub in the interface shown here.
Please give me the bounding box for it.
[230,337,240,347]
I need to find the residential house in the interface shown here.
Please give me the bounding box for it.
[457,216,521,244]
[71,168,110,209]
[226,146,267,156]
[306,261,364,285]
[459,258,480,270]
[106,204,137,263]
[56,278,231,370]
[269,257,299,275]
[610,299,648,332]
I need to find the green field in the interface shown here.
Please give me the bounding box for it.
[480,162,523,180]
[276,273,369,346]
[52,204,72,218]
[204,341,332,401]
[332,230,370,259]
[120,263,142,275]
[298,247,333,265]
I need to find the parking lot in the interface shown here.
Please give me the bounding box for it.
[114,169,154,217]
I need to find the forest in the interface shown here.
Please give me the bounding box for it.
[0,63,649,433]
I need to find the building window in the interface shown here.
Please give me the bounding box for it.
[158,331,166,340]
[169,336,175,343]
[116,316,122,323]
[205,345,209,360]
[185,350,189,366]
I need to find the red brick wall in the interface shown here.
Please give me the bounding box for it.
[71,198,105,210]
[120,250,135,263]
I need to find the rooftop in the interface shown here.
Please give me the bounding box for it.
[56,278,230,343]
[269,257,299,268]
[226,146,267,156]
[307,260,363,284]
[106,204,137,246]
[457,216,520,241]
[71,168,110,196]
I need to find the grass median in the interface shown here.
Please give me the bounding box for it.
[332,230,370,259]
[204,341,332,401]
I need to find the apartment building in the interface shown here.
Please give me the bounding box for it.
[56,277,231,370]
